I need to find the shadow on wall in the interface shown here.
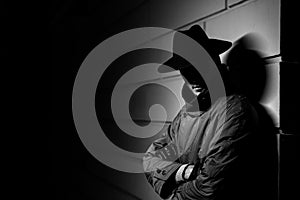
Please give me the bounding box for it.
[223,33,279,200]
[224,33,270,103]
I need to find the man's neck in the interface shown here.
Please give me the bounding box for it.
[185,98,205,113]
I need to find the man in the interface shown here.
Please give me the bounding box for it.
[143,25,277,200]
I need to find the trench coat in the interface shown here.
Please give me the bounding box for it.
[143,94,278,200]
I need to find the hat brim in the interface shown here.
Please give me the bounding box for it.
[158,39,232,73]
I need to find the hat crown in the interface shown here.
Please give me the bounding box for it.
[178,25,210,47]
[158,25,232,73]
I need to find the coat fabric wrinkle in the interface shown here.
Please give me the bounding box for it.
[143,94,277,200]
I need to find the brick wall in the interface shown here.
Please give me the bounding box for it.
[120,0,280,126]
[53,1,282,200]
[114,0,281,199]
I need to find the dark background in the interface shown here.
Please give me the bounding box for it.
[50,1,163,199]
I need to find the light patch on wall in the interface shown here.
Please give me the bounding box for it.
[205,0,280,57]
[261,63,280,126]
[203,0,280,126]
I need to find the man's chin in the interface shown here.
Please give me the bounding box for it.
[182,92,197,103]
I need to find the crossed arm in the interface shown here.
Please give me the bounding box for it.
[143,96,254,200]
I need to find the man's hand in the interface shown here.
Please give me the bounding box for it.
[184,165,194,180]
[175,164,194,183]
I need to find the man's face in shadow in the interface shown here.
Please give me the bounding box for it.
[179,66,209,105]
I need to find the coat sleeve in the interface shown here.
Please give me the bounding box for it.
[170,97,256,200]
[143,113,184,199]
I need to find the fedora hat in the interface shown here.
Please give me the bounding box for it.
[158,25,232,73]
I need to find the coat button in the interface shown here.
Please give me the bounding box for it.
[156,169,161,173]
[162,170,166,175]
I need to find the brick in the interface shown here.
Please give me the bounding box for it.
[228,0,243,6]
[205,0,280,57]
[262,63,280,127]
[149,0,225,29]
